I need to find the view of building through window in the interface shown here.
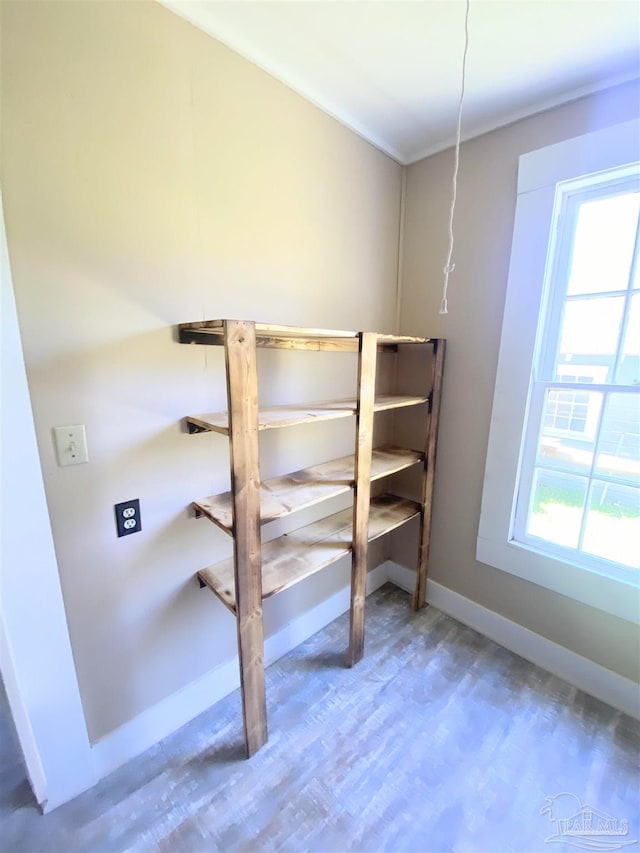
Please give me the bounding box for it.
[515,177,640,570]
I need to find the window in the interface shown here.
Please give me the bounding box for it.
[514,173,640,571]
[477,119,640,623]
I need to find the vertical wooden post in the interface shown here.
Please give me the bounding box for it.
[412,338,446,611]
[223,319,267,755]
[347,332,377,667]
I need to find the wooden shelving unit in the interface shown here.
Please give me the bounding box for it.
[180,319,445,757]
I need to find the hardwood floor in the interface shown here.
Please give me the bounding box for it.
[1,584,638,853]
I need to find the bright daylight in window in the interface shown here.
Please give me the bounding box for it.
[513,171,640,572]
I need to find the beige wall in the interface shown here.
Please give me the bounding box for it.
[0,0,401,740]
[396,79,640,682]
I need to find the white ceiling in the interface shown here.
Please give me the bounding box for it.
[159,0,640,164]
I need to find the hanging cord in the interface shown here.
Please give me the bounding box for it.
[440,0,470,315]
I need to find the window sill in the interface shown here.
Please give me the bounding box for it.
[476,535,639,623]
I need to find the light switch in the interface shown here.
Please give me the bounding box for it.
[53,425,88,466]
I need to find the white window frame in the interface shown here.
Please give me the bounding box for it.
[477,119,640,624]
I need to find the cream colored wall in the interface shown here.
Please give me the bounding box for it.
[395,79,640,682]
[0,0,401,741]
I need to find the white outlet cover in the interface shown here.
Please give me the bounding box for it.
[53,425,88,466]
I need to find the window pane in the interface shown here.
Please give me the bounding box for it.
[616,292,640,385]
[556,297,624,381]
[526,469,587,549]
[582,481,640,568]
[537,389,602,475]
[567,192,640,296]
[594,392,640,486]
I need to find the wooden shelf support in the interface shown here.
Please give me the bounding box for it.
[347,332,377,667]
[224,320,267,756]
[413,338,446,610]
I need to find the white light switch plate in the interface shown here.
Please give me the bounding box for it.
[54,425,88,466]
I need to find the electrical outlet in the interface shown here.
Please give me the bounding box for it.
[114,499,141,537]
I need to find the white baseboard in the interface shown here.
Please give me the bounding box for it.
[386,561,639,720]
[91,562,392,779]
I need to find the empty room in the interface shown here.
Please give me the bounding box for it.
[1,1,638,851]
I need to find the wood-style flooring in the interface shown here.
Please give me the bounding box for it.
[1,584,638,852]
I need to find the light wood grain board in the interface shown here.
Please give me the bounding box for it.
[179,320,431,351]
[194,445,423,533]
[197,494,420,614]
[186,394,428,435]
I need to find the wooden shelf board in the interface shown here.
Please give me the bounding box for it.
[196,493,420,615]
[373,394,428,413]
[179,320,432,351]
[376,333,432,345]
[194,445,424,533]
[186,394,428,435]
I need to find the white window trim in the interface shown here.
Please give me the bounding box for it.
[477,119,640,624]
